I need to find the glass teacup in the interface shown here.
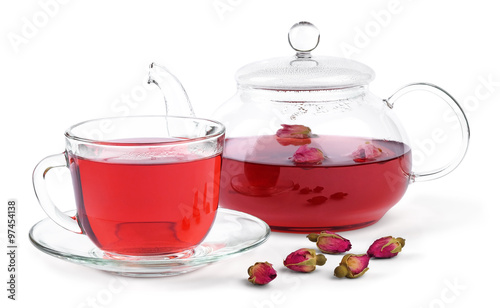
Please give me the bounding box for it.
[33,116,225,256]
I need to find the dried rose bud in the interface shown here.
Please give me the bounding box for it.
[307,231,352,254]
[367,236,406,259]
[248,262,277,285]
[334,254,370,279]
[292,145,324,164]
[276,124,312,139]
[352,142,383,162]
[283,248,327,273]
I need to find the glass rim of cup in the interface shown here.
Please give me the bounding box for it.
[63,115,226,147]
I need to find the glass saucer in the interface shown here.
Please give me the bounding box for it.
[29,209,270,277]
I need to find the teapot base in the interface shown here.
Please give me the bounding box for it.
[268,220,379,233]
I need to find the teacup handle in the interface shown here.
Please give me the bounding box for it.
[32,152,83,234]
[385,83,470,183]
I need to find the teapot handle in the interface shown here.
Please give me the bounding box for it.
[385,83,470,183]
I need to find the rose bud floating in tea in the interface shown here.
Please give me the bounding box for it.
[276,124,312,139]
[214,21,469,232]
[275,124,312,146]
[291,145,325,164]
[351,142,383,163]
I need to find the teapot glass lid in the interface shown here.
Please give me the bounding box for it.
[235,22,375,90]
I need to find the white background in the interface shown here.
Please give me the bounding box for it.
[1,1,499,307]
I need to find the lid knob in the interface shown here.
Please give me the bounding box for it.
[288,21,320,58]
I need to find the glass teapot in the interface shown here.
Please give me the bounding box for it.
[212,22,470,232]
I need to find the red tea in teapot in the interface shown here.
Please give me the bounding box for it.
[220,135,411,232]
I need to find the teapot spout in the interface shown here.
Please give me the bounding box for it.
[148,62,195,117]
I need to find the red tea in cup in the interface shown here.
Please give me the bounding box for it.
[33,116,225,256]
